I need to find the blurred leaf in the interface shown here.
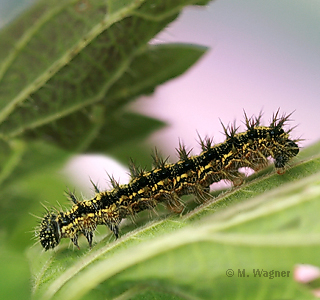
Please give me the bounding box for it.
[0,248,30,300]
[0,141,69,300]
[85,111,165,153]
[0,141,70,249]
[0,139,26,186]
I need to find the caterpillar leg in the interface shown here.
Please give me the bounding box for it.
[108,223,119,239]
[163,192,185,214]
[192,184,212,202]
[83,230,94,248]
[70,235,80,249]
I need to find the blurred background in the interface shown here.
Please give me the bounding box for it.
[1,0,319,193]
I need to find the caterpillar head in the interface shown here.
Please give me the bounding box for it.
[286,139,300,157]
[274,139,299,170]
[39,212,61,250]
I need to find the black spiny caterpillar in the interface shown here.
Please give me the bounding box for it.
[37,111,299,250]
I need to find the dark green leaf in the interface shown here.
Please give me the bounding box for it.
[17,43,206,154]
[0,0,210,140]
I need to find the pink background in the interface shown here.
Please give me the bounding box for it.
[134,0,320,155]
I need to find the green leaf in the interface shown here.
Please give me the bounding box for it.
[0,0,209,143]
[0,248,30,300]
[0,141,70,250]
[105,43,208,111]
[22,108,165,155]
[19,43,206,154]
[28,145,320,300]
[0,139,26,186]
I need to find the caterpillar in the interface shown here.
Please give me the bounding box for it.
[37,111,299,250]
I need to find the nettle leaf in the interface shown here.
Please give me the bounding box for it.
[21,43,206,154]
[28,145,320,300]
[0,0,209,153]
